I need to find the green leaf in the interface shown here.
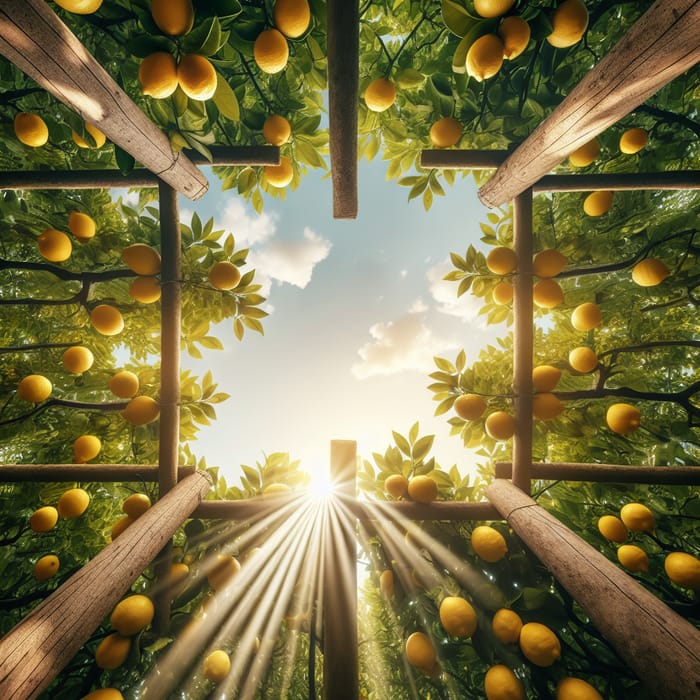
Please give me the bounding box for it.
[392,431,411,457]
[213,73,240,121]
[114,146,135,176]
[441,0,478,37]
[183,16,222,56]
[408,422,419,444]
[455,349,466,372]
[412,434,435,462]
[450,252,467,270]
[434,356,457,373]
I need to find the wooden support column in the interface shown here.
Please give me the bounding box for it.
[0,464,194,482]
[323,440,358,700]
[479,0,700,207]
[487,479,700,700]
[0,0,207,200]
[0,471,211,700]
[327,0,359,218]
[512,189,533,493]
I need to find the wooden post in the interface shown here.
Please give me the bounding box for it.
[495,461,700,485]
[327,0,359,218]
[0,471,211,700]
[478,0,700,207]
[0,0,207,200]
[0,464,194,481]
[486,479,700,700]
[323,440,358,700]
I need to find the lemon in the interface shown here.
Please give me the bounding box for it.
[264,155,294,188]
[111,515,135,540]
[169,562,190,586]
[207,554,241,591]
[138,52,179,99]
[177,54,217,100]
[492,281,513,305]
[617,544,649,572]
[631,258,669,287]
[533,365,561,393]
[384,474,408,499]
[473,0,514,17]
[484,664,526,700]
[466,34,505,82]
[18,374,52,403]
[379,569,394,598]
[203,649,231,682]
[364,78,397,112]
[492,608,523,644]
[62,346,94,374]
[454,394,487,420]
[254,28,289,74]
[557,677,603,700]
[533,249,567,278]
[583,190,613,217]
[109,370,139,398]
[532,392,565,420]
[568,346,598,373]
[122,493,151,518]
[429,117,462,148]
[439,596,477,638]
[68,211,96,241]
[533,279,564,309]
[273,0,311,38]
[208,261,241,290]
[14,112,49,147]
[486,246,516,275]
[664,552,700,589]
[34,554,60,581]
[569,138,600,167]
[547,0,588,48]
[262,114,292,146]
[30,506,58,533]
[484,411,515,441]
[606,403,640,435]
[519,622,561,667]
[405,631,437,672]
[57,488,90,518]
[471,525,508,562]
[407,475,438,503]
[73,435,101,464]
[81,690,124,700]
[151,0,194,36]
[38,228,72,262]
[619,127,648,155]
[72,122,106,148]
[123,396,160,425]
[498,16,531,60]
[95,633,131,669]
[90,304,124,336]
[597,515,627,543]
[54,0,103,13]
[129,276,161,304]
[620,502,655,532]
[122,243,162,275]
[571,302,601,331]
[111,594,155,636]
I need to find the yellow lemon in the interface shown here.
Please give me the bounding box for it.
[474,0,515,19]
[18,374,52,403]
[484,664,526,700]
[122,243,162,275]
[631,258,669,287]
[606,403,640,435]
[111,594,155,636]
[364,78,397,112]
[532,392,565,420]
[597,515,627,543]
[557,677,603,700]
[57,487,90,518]
[38,228,72,262]
[620,502,655,532]
[492,608,523,644]
[151,0,194,35]
[533,279,564,309]
[62,346,94,374]
[14,112,49,147]
[254,28,289,74]
[54,0,103,13]
[664,552,700,590]
[68,211,96,241]
[498,16,531,60]
[384,474,408,499]
[519,622,561,667]
[123,395,160,425]
[492,281,514,305]
[439,596,477,638]
[405,631,436,672]
[407,475,438,503]
[571,302,601,331]
[583,190,613,217]
[95,633,131,669]
[379,569,394,598]
[273,0,311,39]
[429,117,462,148]
[90,304,124,336]
[122,493,151,518]
[129,276,161,304]
[208,261,241,290]
[73,435,101,464]
[264,155,294,188]
[472,525,508,563]
[533,249,567,278]
[619,127,648,155]
[466,34,505,82]
[111,515,135,540]
[109,370,139,398]
[139,52,179,99]
[547,0,588,48]
[454,394,487,420]
[617,544,649,573]
[34,554,60,581]
[72,122,106,148]
[569,138,600,167]
[532,365,561,393]
[262,114,292,146]
[486,246,516,275]
[568,346,598,373]
[177,54,217,100]
[207,554,241,591]
[81,689,124,700]
[203,649,231,682]
[484,411,515,441]
[30,506,58,533]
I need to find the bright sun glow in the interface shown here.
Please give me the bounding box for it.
[307,468,334,502]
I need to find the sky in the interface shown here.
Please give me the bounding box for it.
[177,158,502,487]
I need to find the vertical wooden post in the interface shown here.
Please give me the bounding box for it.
[486,479,700,700]
[0,472,212,700]
[323,440,358,700]
[511,189,533,493]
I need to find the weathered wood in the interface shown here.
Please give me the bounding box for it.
[327,0,359,218]
[512,190,533,493]
[479,0,700,207]
[420,149,509,170]
[0,471,212,700]
[535,170,700,193]
[0,464,194,481]
[495,461,700,484]
[487,479,700,700]
[324,440,358,700]
[0,0,207,200]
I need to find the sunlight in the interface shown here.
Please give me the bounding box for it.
[306,466,334,503]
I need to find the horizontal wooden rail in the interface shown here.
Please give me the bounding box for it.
[0,465,195,481]
[0,0,207,200]
[535,170,700,192]
[495,461,700,485]
[420,149,509,170]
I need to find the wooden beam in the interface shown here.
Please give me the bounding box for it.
[0,464,194,481]
[0,471,212,700]
[323,440,358,700]
[487,479,700,700]
[420,149,509,170]
[535,170,700,193]
[0,0,207,200]
[327,0,359,218]
[478,0,700,207]
[495,461,700,485]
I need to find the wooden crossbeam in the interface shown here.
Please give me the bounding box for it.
[0,464,194,481]
[478,0,700,207]
[0,0,207,200]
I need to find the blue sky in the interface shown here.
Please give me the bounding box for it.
[179,158,501,485]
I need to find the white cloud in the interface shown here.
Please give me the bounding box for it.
[215,198,277,246]
[352,311,458,379]
[427,259,481,320]
[251,228,331,289]
[409,298,428,313]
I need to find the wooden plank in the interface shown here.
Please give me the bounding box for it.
[487,479,700,700]
[0,464,194,481]
[0,471,212,700]
[0,0,207,200]
[420,149,509,170]
[535,170,700,192]
[495,461,700,485]
[323,440,358,700]
[478,0,700,207]
[327,0,359,218]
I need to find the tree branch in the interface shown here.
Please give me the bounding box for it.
[0,342,76,354]
[0,398,129,427]
[0,257,136,283]
[635,104,700,139]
